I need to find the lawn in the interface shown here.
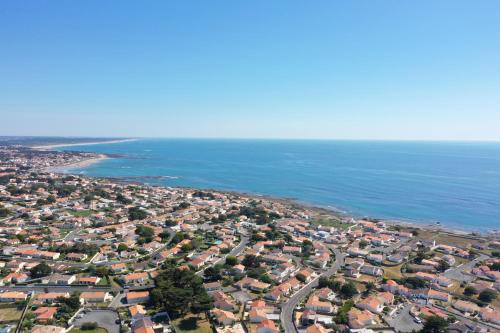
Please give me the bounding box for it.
[383,264,404,280]
[0,307,22,323]
[173,313,212,333]
[492,296,500,308]
[97,276,111,286]
[69,329,108,333]
[109,276,122,288]
[310,217,353,230]
[343,278,367,292]
[67,209,93,217]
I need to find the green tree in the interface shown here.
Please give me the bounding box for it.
[242,254,261,268]
[296,274,306,283]
[364,282,375,295]
[159,231,171,242]
[340,282,358,298]
[81,322,98,330]
[117,243,128,252]
[0,207,10,218]
[420,316,448,333]
[479,290,498,303]
[463,286,477,296]
[30,262,52,278]
[165,219,177,227]
[318,276,330,289]
[204,266,222,282]
[437,261,450,272]
[151,268,213,316]
[135,225,154,243]
[116,193,132,204]
[225,256,238,266]
[359,240,369,249]
[491,262,500,271]
[128,207,148,221]
[171,232,186,245]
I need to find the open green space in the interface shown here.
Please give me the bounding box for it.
[310,217,353,230]
[69,329,108,333]
[66,209,94,217]
[0,307,22,323]
[172,313,212,333]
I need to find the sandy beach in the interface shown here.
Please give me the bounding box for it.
[32,138,138,150]
[41,154,110,173]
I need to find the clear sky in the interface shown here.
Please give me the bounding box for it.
[1,1,500,140]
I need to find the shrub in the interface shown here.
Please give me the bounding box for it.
[81,322,98,330]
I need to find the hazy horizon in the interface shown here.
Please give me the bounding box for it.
[1,1,500,140]
[4,135,500,143]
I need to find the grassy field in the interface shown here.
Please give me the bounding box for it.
[310,217,353,230]
[69,329,108,333]
[0,307,22,323]
[173,313,212,333]
[449,255,469,267]
[492,296,500,308]
[67,209,93,217]
[97,276,111,286]
[344,278,367,292]
[383,264,404,280]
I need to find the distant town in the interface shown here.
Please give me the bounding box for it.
[0,143,498,333]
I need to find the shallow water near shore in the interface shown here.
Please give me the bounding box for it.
[58,139,500,232]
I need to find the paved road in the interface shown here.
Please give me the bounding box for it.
[280,249,345,333]
[196,235,249,277]
[433,304,497,331]
[73,309,120,333]
[443,253,489,282]
[109,292,127,309]
[384,304,422,333]
[1,283,150,294]
[0,285,118,293]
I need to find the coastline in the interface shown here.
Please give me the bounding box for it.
[96,176,489,237]
[41,154,110,173]
[32,138,138,150]
[35,142,496,238]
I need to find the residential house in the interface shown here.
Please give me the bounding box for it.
[357,296,384,314]
[213,291,237,312]
[348,308,377,329]
[256,320,279,333]
[360,265,383,277]
[127,291,150,304]
[42,274,76,285]
[122,272,149,286]
[35,292,69,304]
[80,291,112,304]
[33,307,58,323]
[0,291,28,302]
[212,309,237,326]
[453,300,480,314]
[305,295,334,314]
[77,276,100,285]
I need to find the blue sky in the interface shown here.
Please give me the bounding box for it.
[1,1,499,140]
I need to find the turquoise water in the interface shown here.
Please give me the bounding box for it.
[60,139,500,231]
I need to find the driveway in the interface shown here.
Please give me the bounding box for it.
[384,304,422,333]
[443,254,488,282]
[73,309,120,333]
[109,292,128,308]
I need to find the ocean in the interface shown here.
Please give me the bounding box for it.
[59,139,500,232]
